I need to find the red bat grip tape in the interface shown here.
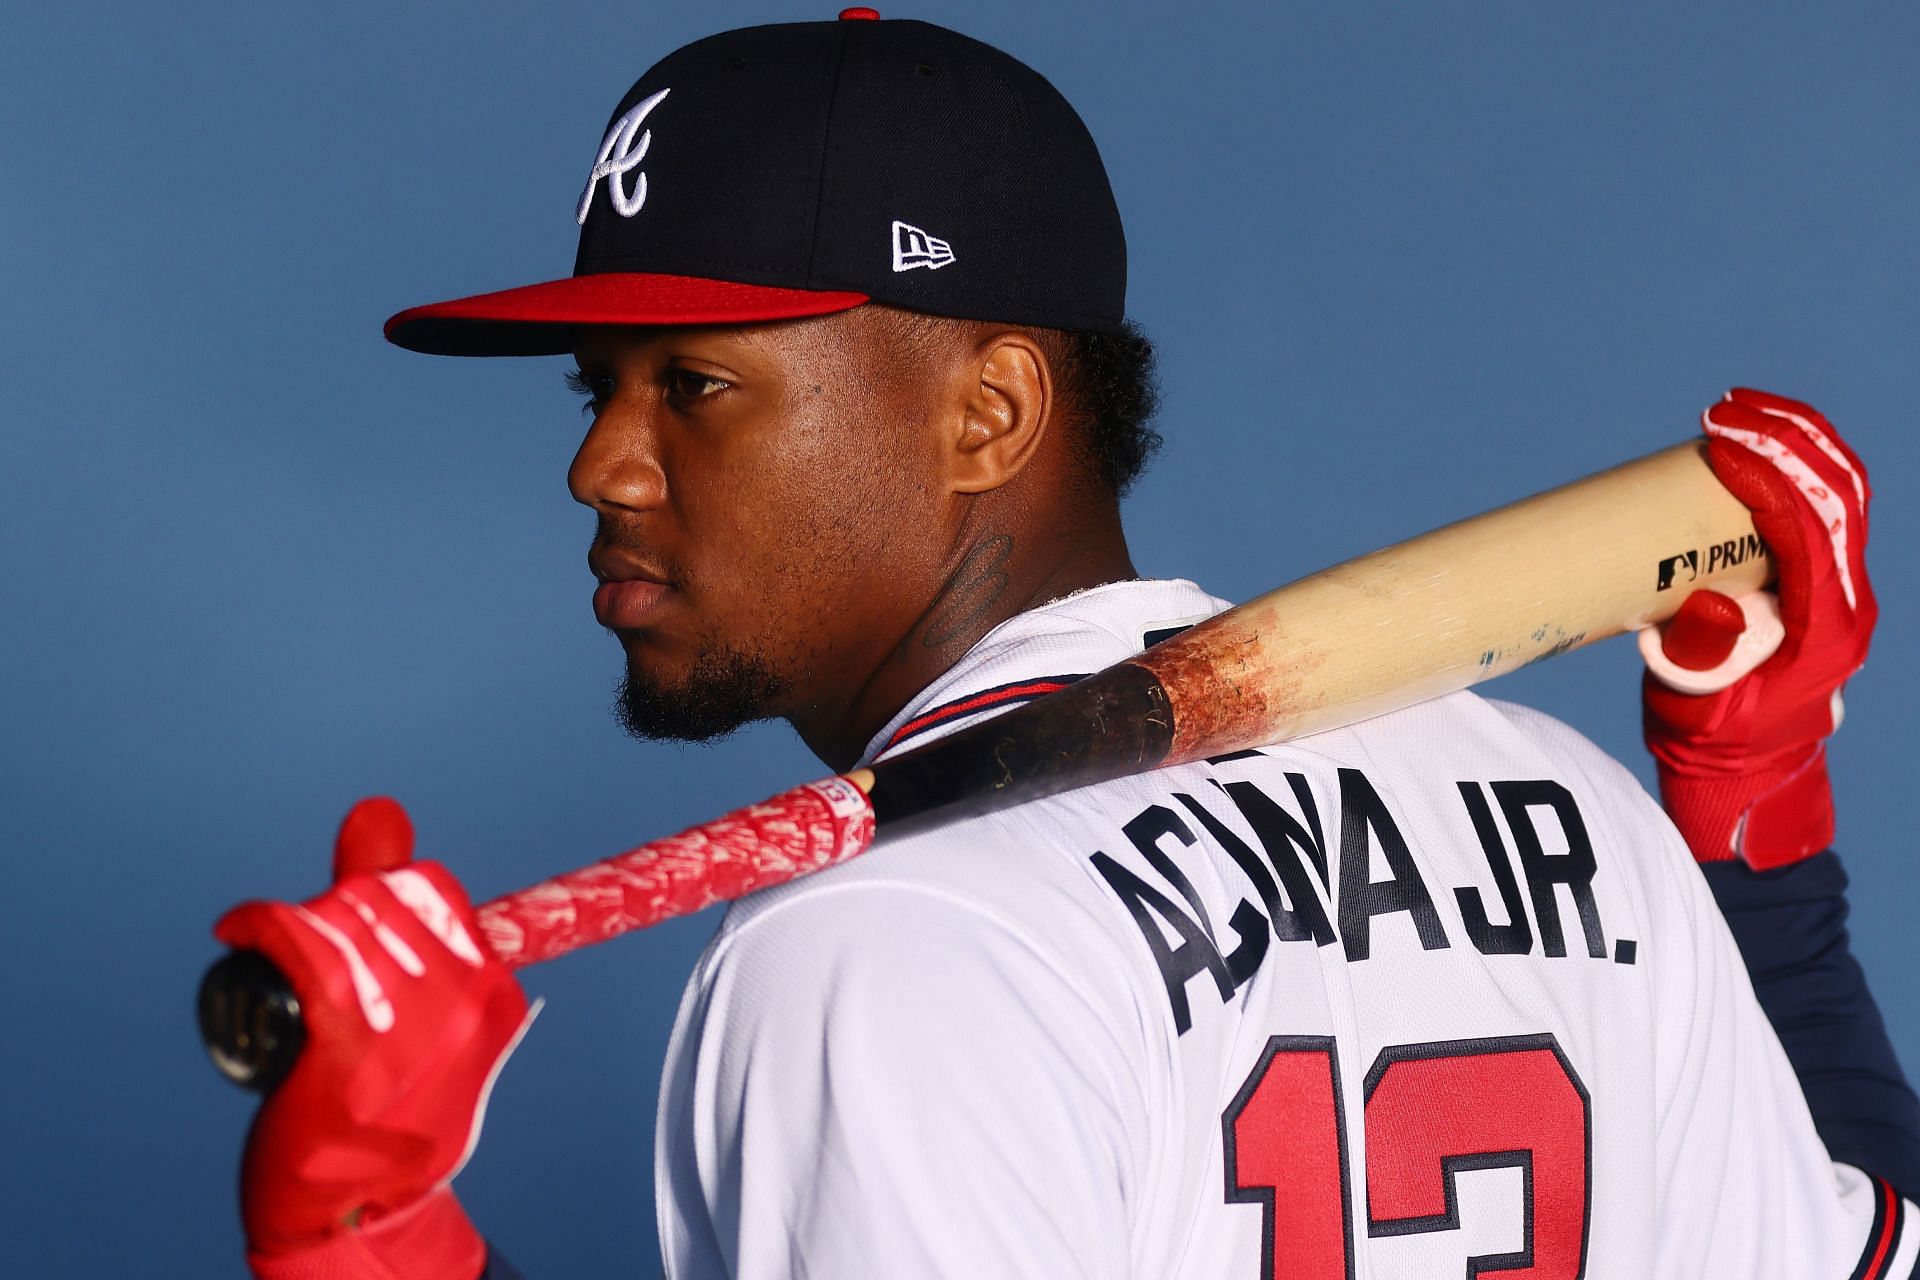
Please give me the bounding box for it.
[475,776,877,969]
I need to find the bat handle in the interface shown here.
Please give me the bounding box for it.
[198,950,305,1093]
[195,775,878,1089]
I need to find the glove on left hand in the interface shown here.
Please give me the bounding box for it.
[214,798,533,1280]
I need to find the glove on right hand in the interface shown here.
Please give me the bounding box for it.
[1643,388,1875,869]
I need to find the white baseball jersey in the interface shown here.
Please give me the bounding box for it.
[655,578,1916,1279]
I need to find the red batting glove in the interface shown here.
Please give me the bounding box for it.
[1643,388,1876,869]
[214,798,534,1280]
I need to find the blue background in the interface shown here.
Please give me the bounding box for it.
[4,2,1916,1273]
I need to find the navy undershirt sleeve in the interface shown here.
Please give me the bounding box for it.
[1703,850,1920,1193]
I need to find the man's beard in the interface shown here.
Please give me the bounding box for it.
[614,642,791,743]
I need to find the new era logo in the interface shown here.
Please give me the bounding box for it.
[892,220,955,272]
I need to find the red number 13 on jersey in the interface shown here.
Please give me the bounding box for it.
[1224,1033,1591,1279]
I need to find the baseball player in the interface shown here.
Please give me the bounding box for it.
[213,12,1920,1279]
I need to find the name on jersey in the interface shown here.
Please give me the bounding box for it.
[1089,759,1625,1035]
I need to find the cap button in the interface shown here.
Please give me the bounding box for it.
[838,7,880,19]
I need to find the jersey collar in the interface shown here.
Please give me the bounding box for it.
[856,578,1227,768]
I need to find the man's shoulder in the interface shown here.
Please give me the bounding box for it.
[1475,697,1664,814]
[672,804,1154,1090]
[709,798,1126,969]
[1478,696,1621,765]
[700,691,1598,982]
[708,690,1665,985]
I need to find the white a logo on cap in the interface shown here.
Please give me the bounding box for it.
[577,88,671,226]
[892,221,955,272]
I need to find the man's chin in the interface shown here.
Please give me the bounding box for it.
[613,649,789,744]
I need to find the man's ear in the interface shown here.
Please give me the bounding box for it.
[948,332,1053,494]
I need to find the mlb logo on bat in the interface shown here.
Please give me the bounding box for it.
[892,221,955,272]
[1656,550,1699,591]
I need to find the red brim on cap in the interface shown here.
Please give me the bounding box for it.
[383,273,872,356]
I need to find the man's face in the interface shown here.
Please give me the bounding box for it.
[568,310,951,743]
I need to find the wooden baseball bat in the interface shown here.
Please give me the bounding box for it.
[199,438,1767,1088]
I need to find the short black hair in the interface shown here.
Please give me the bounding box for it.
[1040,320,1161,496]
[878,309,1162,496]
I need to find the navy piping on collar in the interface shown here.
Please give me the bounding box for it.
[879,674,1091,756]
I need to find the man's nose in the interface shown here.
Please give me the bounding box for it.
[568,409,666,514]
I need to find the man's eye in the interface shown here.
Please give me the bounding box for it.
[666,369,728,401]
[565,369,614,416]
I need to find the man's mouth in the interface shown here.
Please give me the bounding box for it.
[588,548,675,630]
[593,578,671,629]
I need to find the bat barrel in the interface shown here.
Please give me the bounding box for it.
[1133,440,1768,763]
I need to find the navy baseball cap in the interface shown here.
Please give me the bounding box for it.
[384,9,1127,356]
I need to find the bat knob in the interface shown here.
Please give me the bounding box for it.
[197,950,305,1093]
